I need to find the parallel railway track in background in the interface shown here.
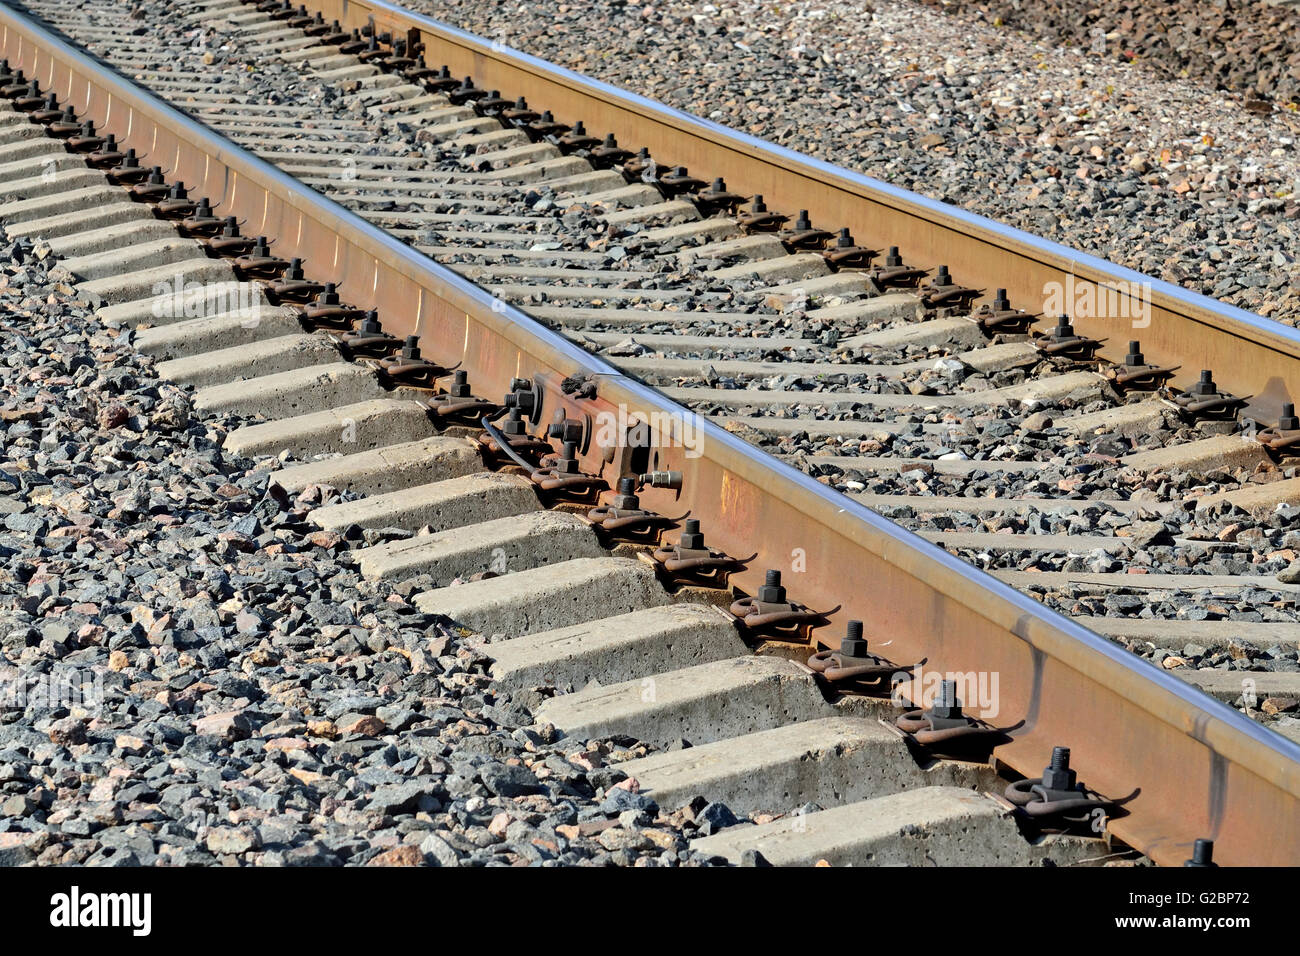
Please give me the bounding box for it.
[1,0,1299,865]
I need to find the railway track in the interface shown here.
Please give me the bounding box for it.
[1,0,1298,866]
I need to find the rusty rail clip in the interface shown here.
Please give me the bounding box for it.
[971,288,1040,333]
[896,679,1005,751]
[1034,315,1102,361]
[729,570,839,639]
[1105,340,1178,391]
[232,236,289,280]
[527,110,570,142]
[67,122,105,154]
[869,247,928,289]
[530,441,607,499]
[478,406,553,460]
[501,96,539,127]
[335,311,399,359]
[128,166,170,203]
[736,195,788,233]
[29,92,60,123]
[807,620,910,692]
[85,133,125,169]
[779,210,833,251]
[178,198,223,238]
[1162,369,1247,421]
[651,518,752,586]
[587,477,685,544]
[1004,746,1115,822]
[299,283,363,329]
[658,166,706,197]
[425,371,502,425]
[921,265,981,311]
[693,177,747,216]
[822,229,876,270]
[422,65,460,93]
[557,120,601,154]
[267,257,325,303]
[376,335,457,389]
[105,148,148,186]
[154,181,198,220]
[45,106,79,137]
[205,216,256,257]
[1257,403,1300,453]
[590,134,633,169]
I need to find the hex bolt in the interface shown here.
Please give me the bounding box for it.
[1040,745,1077,791]
[933,264,953,287]
[1190,369,1217,396]
[358,310,382,334]
[399,334,421,359]
[833,227,854,247]
[612,476,639,509]
[679,518,704,550]
[1051,315,1074,338]
[757,569,786,604]
[1184,839,1216,867]
[556,441,580,475]
[499,406,527,436]
[991,288,1011,311]
[883,246,903,267]
[1125,340,1145,366]
[449,369,471,398]
[931,679,962,719]
[749,194,768,213]
[840,619,868,658]
[1280,403,1299,431]
[792,209,812,231]
[314,283,340,305]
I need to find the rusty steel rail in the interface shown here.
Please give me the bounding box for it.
[311,0,1300,427]
[4,0,1300,866]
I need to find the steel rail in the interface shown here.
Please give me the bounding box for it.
[311,0,1300,427]
[3,0,1300,866]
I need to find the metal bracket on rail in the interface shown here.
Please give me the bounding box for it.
[729,570,838,641]
[807,620,913,693]
[232,236,290,281]
[424,371,502,425]
[1256,403,1300,453]
[1033,315,1103,361]
[895,679,1007,755]
[970,288,1040,334]
[821,229,877,270]
[298,283,364,330]
[478,407,553,463]
[779,210,833,252]
[737,195,788,233]
[530,441,607,501]
[178,198,223,239]
[334,310,399,359]
[1104,340,1179,391]
[1003,746,1116,826]
[921,265,981,311]
[1161,369,1248,421]
[650,518,752,588]
[376,336,459,390]
[693,178,747,217]
[869,246,928,289]
[204,217,255,257]
[587,476,686,545]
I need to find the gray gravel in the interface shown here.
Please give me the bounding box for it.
[0,239,735,866]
